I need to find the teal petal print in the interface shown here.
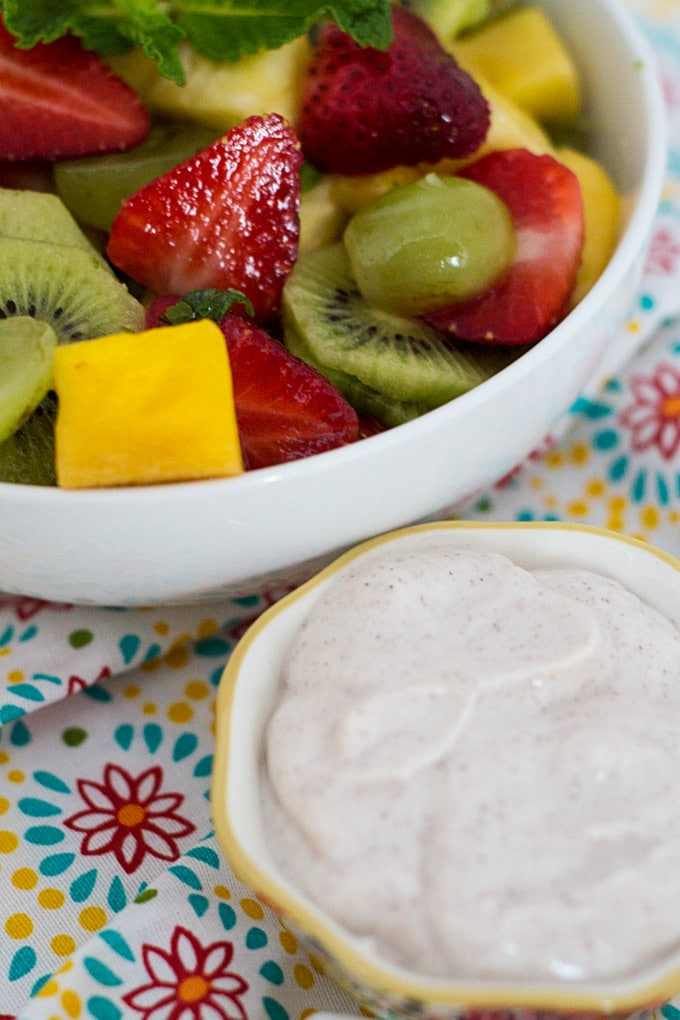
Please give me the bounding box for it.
[8,946,36,982]
[33,771,70,794]
[40,852,76,876]
[83,957,123,987]
[99,930,135,962]
[119,634,140,664]
[71,868,98,902]
[18,797,61,817]
[263,996,290,1020]
[172,733,198,762]
[168,864,202,890]
[24,825,64,846]
[108,875,127,913]
[87,996,123,1020]
[114,724,134,751]
[143,723,163,754]
[188,893,210,916]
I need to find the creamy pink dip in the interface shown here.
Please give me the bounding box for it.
[263,534,680,983]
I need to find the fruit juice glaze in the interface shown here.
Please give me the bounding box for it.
[263,532,680,984]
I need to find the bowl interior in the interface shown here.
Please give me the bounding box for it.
[213,522,680,1014]
[0,0,667,608]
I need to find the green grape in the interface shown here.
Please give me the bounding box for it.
[54,121,219,232]
[343,173,515,317]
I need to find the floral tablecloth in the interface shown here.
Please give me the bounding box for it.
[3,4,680,1019]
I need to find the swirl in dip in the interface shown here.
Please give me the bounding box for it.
[262,532,680,984]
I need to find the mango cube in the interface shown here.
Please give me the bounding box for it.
[53,319,244,488]
[451,6,581,124]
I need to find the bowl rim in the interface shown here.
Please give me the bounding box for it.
[213,520,680,1014]
[0,0,667,508]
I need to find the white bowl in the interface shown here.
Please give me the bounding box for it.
[212,521,680,1020]
[0,0,666,606]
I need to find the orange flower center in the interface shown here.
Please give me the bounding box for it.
[662,394,680,419]
[178,974,210,1003]
[116,803,146,827]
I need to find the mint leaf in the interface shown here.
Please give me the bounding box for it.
[163,290,255,325]
[176,0,393,62]
[328,0,393,48]
[0,0,74,44]
[1,0,392,84]
[2,0,187,81]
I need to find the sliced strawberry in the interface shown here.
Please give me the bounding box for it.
[424,148,585,345]
[298,5,489,175]
[0,20,149,161]
[146,298,359,470]
[221,314,359,469]
[107,114,302,324]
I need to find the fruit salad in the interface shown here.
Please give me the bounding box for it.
[0,0,621,488]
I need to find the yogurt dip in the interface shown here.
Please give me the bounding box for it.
[263,533,680,984]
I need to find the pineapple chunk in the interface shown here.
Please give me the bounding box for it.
[329,165,424,215]
[473,73,555,158]
[108,36,309,131]
[451,6,581,124]
[54,320,244,489]
[299,176,349,253]
[559,147,621,305]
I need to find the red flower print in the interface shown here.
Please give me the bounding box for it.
[0,595,73,619]
[122,925,249,1020]
[68,665,112,695]
[64,763,196,874]
[645,227,680,276]
[619,362,680,460]
[661,68,680,111]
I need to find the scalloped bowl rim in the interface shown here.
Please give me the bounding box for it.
[213,521,680,1015]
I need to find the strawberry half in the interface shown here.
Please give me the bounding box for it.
[146,297,359,470]
[0,20,149,161]
[298,5,489,176]
[107,114,303,324]
[424,148,585,345]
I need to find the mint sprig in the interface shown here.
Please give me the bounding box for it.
[1,0,393,84]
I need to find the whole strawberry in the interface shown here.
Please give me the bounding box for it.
[107,113,302,324]
[298,5,489,175]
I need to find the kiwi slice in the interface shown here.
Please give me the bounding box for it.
[0,237,144,342]
[0,393,57,486]
[54,121,219,232]
[282,243,512,416]
[0,316,57,444]
[285,318,427,427]
[0,187,107,263]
